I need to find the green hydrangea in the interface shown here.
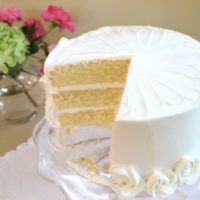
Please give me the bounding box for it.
[0,22,29,74]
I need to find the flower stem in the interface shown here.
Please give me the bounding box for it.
[21,69,41,77]
[14,77,39,108]
[30,55,44,60]
[43,25,55,38]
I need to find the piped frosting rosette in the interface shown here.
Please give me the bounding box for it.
[109,166,145,197]
[108,157,200,198]
[175,157,200,185]
[145,169,177,198]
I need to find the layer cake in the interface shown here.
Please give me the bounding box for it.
[44,26,200,198]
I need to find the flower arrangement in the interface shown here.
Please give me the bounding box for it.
[0,5,76,78]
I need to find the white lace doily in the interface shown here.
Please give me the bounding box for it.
[0,138,65,200]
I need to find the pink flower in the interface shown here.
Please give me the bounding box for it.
[0,7,22,25]
[41,5,75,32]
[38,66,44,75]
[23,18,45,42]
[48,43,57,53]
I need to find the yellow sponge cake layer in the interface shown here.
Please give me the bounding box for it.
[53,88,123,109]
[59,109,116,127]
[49,59,130,87]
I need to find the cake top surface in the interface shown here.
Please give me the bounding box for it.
[45,26,200,120]
[45,26,200,67]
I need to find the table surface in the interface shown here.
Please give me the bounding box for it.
[0,106,44,156]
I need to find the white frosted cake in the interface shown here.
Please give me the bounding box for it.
[44,26,200,198]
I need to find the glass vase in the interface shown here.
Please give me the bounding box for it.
[0,71,44,123]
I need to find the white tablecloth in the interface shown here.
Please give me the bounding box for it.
[0,138,66,200]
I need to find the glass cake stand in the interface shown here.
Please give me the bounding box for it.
[32,118,200,200]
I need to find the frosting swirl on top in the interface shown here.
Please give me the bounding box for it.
[109,166,145,197]
[175,157,200,185]
[145,169,177,198]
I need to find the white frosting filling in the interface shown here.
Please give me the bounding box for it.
[45,94,59,127]
[49,83,124,93]
[58,106,116,114]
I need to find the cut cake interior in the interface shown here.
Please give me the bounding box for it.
[46,59,130,128]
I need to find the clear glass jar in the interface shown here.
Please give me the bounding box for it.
[0,71,44,123]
